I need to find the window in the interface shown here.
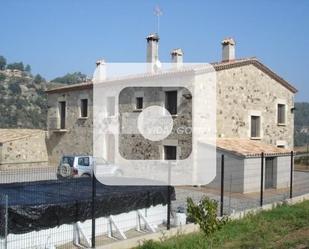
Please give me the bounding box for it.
[62,156,74,167]
[136,97,143,110]
[277,145,285,148]
[78,157,90,166]
[80,99,88,118]
[251,115,261,138]
[164,145,177,160]
[277,104,286,124]
[165,91,177,115]
[107,96,115,116]
[59,101,66,129]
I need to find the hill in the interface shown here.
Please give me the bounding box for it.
[0,70,47,129]
[0,55,88,130]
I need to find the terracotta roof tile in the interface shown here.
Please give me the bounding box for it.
[216,138,292,158]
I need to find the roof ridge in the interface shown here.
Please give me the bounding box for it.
[45,58,297,94]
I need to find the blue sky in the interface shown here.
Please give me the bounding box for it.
[0,0,308,101]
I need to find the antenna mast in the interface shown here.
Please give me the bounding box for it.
[154,5,163,35]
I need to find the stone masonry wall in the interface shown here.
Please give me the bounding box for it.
[46,63,295,166]
[216,64,294,148]
[0,131,48,170]
[46,89,93,166]
[118,87,192,160]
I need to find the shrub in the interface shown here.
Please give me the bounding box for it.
[8,82,21,94]
[187,197,228,236]
[0,73,6,81]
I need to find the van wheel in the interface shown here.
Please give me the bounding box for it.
[81,173,91,178]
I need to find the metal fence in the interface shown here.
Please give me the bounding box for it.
[0,152,309,249]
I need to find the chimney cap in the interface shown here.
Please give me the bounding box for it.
[146,33,160,42]
[171,48,183,56]
[221,38,236,46]
[96,59,106,66]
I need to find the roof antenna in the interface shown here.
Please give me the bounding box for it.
[154,5,163,35]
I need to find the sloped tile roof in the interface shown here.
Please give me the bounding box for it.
[0,129,45,144]
[216,138,292,158]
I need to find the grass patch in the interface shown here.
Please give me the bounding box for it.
[137,201,309,249]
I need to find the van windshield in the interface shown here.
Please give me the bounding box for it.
[62,157,74,167]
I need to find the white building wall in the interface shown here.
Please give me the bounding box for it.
[275,156,291,189]
[243,157,262,193]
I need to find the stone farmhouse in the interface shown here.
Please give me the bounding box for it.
[46,34,297,192]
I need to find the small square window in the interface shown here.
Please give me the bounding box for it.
[80,99,88,118]
[136,97,143,110]
[277,104,286,124]
[251,115,261,138]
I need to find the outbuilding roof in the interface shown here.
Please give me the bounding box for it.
[216,138,292,158]
[45,58,297,94]
[0,129,45,144]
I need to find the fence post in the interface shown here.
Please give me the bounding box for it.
[260,152,264,207]
[290,151,294,199]
[166,186,171,230]
[91,174,96,248]
[3,195,8,249]
[220,154,225,217]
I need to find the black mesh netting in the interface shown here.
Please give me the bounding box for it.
[0,177,175,235]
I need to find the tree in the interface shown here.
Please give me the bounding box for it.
[0,56,6,70]
[8,82,21,94]
[51,72,87,85]
[6,62,24,71]
[25,64,31,73]
[33,74,45,84]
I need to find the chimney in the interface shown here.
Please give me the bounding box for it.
[146,33,160,72]
[221,38,235,62]
[171,48,183,68]
[92,59,106,83]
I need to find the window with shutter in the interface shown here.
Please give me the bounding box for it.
[80,99,88,118]
[136,97,143,110]
[165,91,177,115]
[251,115,261,138]
[277,104,286,124]
[59,101,66,129]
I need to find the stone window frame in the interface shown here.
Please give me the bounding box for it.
[276,99,287,126]
[78,93,90,119]
[248,110,263,140]
[79,99,89,119]
[161,139,180,161]
[56,96,67,131]
[163,87,181,117]
[133,91,144,112]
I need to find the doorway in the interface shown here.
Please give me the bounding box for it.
[265,157,275,189]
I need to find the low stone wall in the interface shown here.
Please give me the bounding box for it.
[0,130,49,170]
